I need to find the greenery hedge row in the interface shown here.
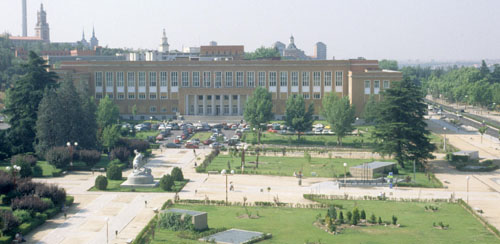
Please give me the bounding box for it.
[195,149,219,173]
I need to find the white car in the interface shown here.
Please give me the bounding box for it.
[231,135,240,140]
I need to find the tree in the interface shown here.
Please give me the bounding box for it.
[372,78,436,168]
[479,60,490,78]
[97,96,120,132]
[478,126,487,143]
[101,125,121,153]
[339,211,344,224]
[362,95,379,123]
[4,51,57,153]
[244,87,273,144]
[285,95,314,140]
[379,59,398,71]
[244,47,281,60]
[321,93,355,146]
[131,104,138,118]
[160,174,174,191]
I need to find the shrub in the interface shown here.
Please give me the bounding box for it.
[328,205,337,220]
[378,216,382,224]
[45,147,71,169]
[41,198,54,209]
[158,212,194,231]
[116,138,149,153]
[35,184,66,206]
[17,161,33,178]
[11,154,37,167]
[160,174,174,191]
[110,147,130,163]
[13,209,32,223]
[0,210,20,236]
[360,209,366,220]
[369,214,376,224]
[338,211,344,224]
[0,171,15,195]
[392,215,398,225]
[106,164,122,180]
[171,167,184,181]
[11,195,50,213]
[78,150,101,167]
[15,179,40,197]
[346,211,352,223]
[32,165,43,177]
[95,175,108,190]
[352,208,360,225]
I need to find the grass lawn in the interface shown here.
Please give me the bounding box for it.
[428,133,459,153]
[88,178,188,192]
[152,201,499,244]
[37,160,61,177]
[190,132,212,141]
[243,125,376,148]
[127,131,159,140]
[93,154,113,169]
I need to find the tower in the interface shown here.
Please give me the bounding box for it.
[158,29,169,52]
[22,0,27,37]
[90,26,99,49]
[314,42,327,60]
[34,3,50,42]
[287,35,296,49]
[80,29,89,48]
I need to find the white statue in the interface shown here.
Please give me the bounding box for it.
[133,150,144,171]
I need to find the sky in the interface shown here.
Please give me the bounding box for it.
[0,0,499,61]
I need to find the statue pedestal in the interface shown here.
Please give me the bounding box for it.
[121,172,158,188]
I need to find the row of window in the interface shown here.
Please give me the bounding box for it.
[95,71,344,89]
[364,80,390,95]
[148,106,178,113]
[95,92,324,101]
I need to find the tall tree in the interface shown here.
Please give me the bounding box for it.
[479,60,490,78]
[4,51,57,153]
[372,78,435,168]
[362,95,379,124]
[97,96,120,132]
[35,88,61,155]
[101,125,121,153]
[320,94,356,146]
[378,60,398,71]
[243,87,273,144]
[244,47,281,60]
[285,95,314,140]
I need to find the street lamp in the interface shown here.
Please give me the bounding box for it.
[466,176,470,204]
[343,163,347,185]
[443,127,447,152]
[6,165,21,185]
[221,169,229,205]
[67,142,78,169]
[464,95,468,110]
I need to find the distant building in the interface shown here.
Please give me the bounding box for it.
[209,41,217,46]
[200,45,244,60]
[80,27,99,50]
[272,41,285,56]
[9,3,49,45]
[282,35,309,60]
[158,29,169,52]
[313,42,327,60]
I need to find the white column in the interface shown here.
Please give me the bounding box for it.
[194,95,198,115]
[185,95,189,115]
[220,95,223,116]
[237,94,241,115]
[229,94,233,115]
[212,94,216,115]
[203,95,207,115]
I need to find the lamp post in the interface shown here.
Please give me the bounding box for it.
[466,176,470,204]
[443,127,447,152]
[150,116,153,123]
[464,95,468,110]
[221,169,228,205]
[343,163,347,185]
[67,142,78,169]
[6,165,21,185]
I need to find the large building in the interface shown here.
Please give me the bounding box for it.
[313,42,327,60]
[54,59,402,120]
[9,3,50,45]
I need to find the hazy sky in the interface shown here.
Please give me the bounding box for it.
[1,0,499,61]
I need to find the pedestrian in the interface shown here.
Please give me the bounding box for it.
[145,200,148,208]
[193,149,196,156]
[115,230,118,238]
[64,211,67,219]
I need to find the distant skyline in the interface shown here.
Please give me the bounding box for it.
[1,0,499,61]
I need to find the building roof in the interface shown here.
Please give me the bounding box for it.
[165,208,206,216]
[351,161,395,170]
[9,36,42,41]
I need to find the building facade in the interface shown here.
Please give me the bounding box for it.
[54,59,401,120]
[314,42,327,60]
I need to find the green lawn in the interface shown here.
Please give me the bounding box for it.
[152,202,499,244]
[88,178,188,192]
[190,132,212,141]
[37,160,62,177]
[428,133,459,153]
[243,125,375,148]
[93,154,113,169]
[128,131,159,140]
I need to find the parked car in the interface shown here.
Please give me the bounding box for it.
[156,134,164,140]
[202,139,214,145]
[174,136,182,144]
[166,143,181,148]
[267,128,278,133]
[185,143,199,149]
[209,142,225,149]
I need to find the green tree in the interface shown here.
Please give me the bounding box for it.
[160,174,174,191]
[362,95,379,123]
[478,126,487,143]
[244,87,273,144]
[131,104,138,118]
[244,46,281,60]
[372,78,436,168]
[101,125,121,153]
[97,96,120,131]
[321,93,355,146]
[285,95,314,140]
[4,51,57,153]
[0,130,11,160]
[479,60,490,78]
[379,59,398,70]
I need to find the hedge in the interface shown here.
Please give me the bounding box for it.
[0,236,12,244]
[65,196,74,206]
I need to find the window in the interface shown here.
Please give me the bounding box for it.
[160,72,168,87]
[160,93,167,100]
[106,93,113,99]
[117,93,125,100]
[170,72,178,87]
[374,80,380,94]
[364,80,371,94]
[207,105,212,115]
[313,93,321,99]
[95,93,103,99]
[232,105,238,114]
[198,105,203,114]
[232,95,238,100]
[291,72,299,86]
[324,72,332,86]
[280,71,288,88]
[198,95,203,100]
[313,72,321,86]
[192,72,200,87]
[161,107,167,113]
[128,93,135,99]
[224,105,229,115]
[215,72,222,88]
[302,72,310,87]
[105,72,113,87]
[181,72,189,87]
[203,71,211,87]
[138,72,146,87]
[127,72,135,87]
[383,80,390,89]
[95,72,103,86]
[138,93,146,100]
[224,95,229,100]
[269,72,277,87]
[247,72,255,87]
[117,72,124,87]
[149,72,157,87]
[216,95,220,100]
[172,107,178,113]
[335,71,343,87]
[149,93,157,100]
[258,71,266,87]
[303,93,310,99]
[150,106,157,113]
[225,72,233,87]
[236,72,244,87]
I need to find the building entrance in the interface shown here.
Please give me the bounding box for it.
[216,105,220,115]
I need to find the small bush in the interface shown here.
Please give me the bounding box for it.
[78,150,101,167]
[110,147,130,163]
[11,195,50,213]
[15,179,40,197]
[158,212,194,231]
[160,174,174,191]
[392,215,398,225]
[11,154,37,167]
[0,171,15,195]
[346,211,352,223]
[18,161,33,178]
[13,209,32,223]
[338,211,344,224]
[369,214,376,224]
[32,165,43,177]
[378,216,382,224]
[0,210,20,236]
[106,164,122,180]
[171,167,184,181]
[35,184,66,206]
[95,175,108,190]
[116,138,149,153]
[360,209,366,220]
[45,147,71,169]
